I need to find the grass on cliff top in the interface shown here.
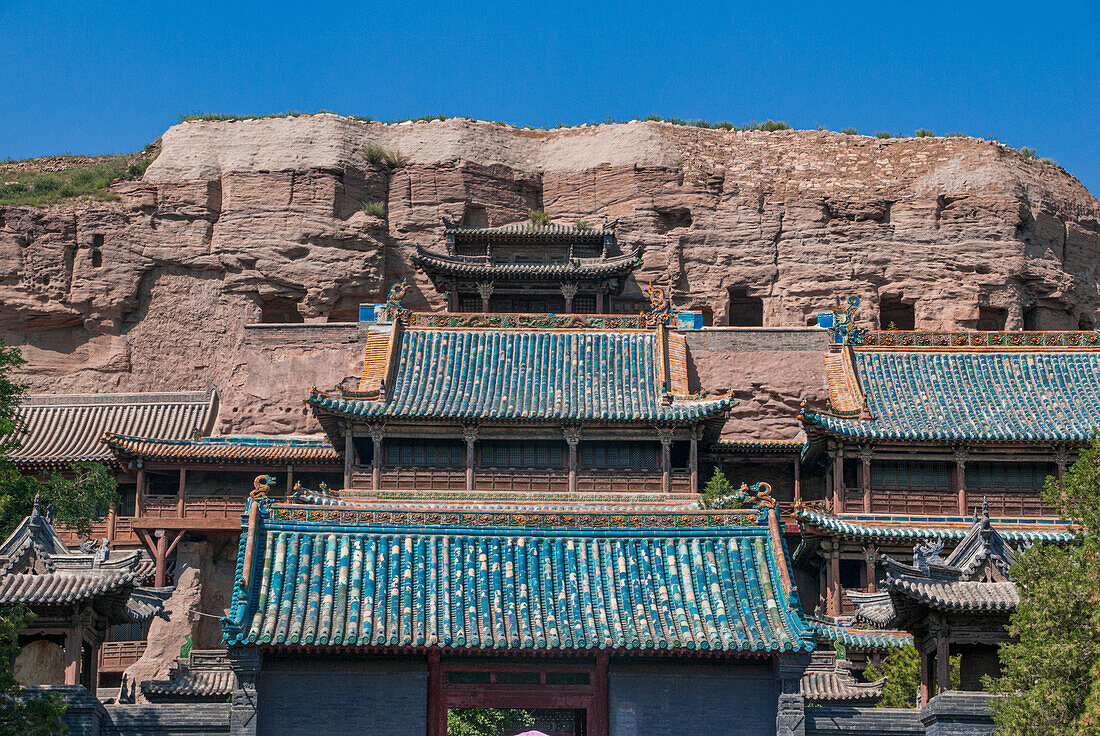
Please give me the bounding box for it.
[0,144,157,207]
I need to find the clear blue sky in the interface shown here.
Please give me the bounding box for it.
[2,1,1097,194]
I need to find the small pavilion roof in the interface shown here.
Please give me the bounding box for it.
[104,433,339,465]
[309,323,733,427]
[444,221,615,243]
[5,389,218,468]
[793,505,1075,544]
[801,331,1100,443]
[142,650,236,701]
[808,618,913,650]
[411,244,641,282]
[222,503,813,654]
[0,502,163,623]
[800,651,885,704]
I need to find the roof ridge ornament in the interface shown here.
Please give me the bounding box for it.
[383,280,411,323]
[643,283,675,327]
[818,296,867,345]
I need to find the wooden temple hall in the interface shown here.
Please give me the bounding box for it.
[0,223,1098,735]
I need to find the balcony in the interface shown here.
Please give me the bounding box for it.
[355,466,691,494]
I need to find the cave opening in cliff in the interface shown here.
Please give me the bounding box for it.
[727,289,763,326]
[879,297,915,330]
[260,296,305,323]
[977,306,1007,331]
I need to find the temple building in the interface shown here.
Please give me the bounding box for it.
[1,271,1095,734]
[794,300,1088,621]
[412,220,643,314]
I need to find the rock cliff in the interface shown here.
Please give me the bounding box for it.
[2,114,1098,438]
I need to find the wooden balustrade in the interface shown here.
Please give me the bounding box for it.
[98,641,147,673]
[979,492,1055,518]
[380,468,467,492]
[140,496,245,520]
[475,469,571,493]
[866,488,959,515]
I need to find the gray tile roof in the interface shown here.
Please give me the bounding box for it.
[6,389,218,467]
[846,591,897,628]
[800,651,885,704]
[142,650,237,700]
[888,579,1019,613]
[0,570,140,605]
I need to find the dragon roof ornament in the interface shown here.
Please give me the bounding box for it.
[817,295,867,345]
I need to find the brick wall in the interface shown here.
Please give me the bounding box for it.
[608,660,776,736]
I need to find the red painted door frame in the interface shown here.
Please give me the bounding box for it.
[428,653,609,736]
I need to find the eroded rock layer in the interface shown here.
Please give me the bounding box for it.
[2,115,1098,438]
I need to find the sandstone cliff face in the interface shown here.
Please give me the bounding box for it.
[2,115,1098,438]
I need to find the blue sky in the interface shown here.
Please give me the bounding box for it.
[2,1,1098,194]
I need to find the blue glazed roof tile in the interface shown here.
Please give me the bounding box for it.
[805,348,1100,442]
[793,506,1075,543]
[223,510,813,653]
[311,328,734,423]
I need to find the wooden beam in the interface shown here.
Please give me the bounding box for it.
[936,635,951,694]
[344,425,354,491]
[689,433,699,493]
[794,458,801,501]
[135,468,145,517]
[920,648,931,706]
[154,530,169,588]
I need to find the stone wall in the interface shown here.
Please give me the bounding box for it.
[2,116,1097,438]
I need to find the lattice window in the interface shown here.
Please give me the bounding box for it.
[871,460,951,491]
[966,462,1053,494]
[385,440,464,467]
[573,294,596,314]
[580,442,657,469]
[480,441,563,468]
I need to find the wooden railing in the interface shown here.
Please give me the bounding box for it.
[845,487,1057,517]
[866,488,959,516]
[576,469,690,493]
[475,469,571,493]
[99,641,147,673]
[978,492,1055,518]
[142,496,246,520]
[56,517,139,546]
[379,468,467,491]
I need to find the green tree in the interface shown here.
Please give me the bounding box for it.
[864,645,959,708]
[988,436,1100,735]
[700,467,740,509]
[0,340,117,733]
[447,708,534,736]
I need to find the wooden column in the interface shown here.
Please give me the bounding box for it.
[106,500,117,542]
[286,465,294,495]
[827,546,841,617]
[343,427,354,491]
[831,447,845,513]
[135,468,146,518]
[936,633,951,694]
[370,427,384,492]
[447,290,458,313]
[154,530,169,588]
[176,468,187,518]
[920,648,931,706]
[859,447,872,514]
[658,430,673,494]
[591,651,610,736]
[427,650,444,736]
[477,282,493,313]
[794,459,802,501]
[595,290,604,314]
[561,283,577,314]
[565,429,580,493]
[688,430,699,492]
[63,628,81,686]
[954,448,968,516]
[464,427,477,492]
[85,640,99,691]
[864,545,878,593]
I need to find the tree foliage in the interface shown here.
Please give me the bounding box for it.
[863,645,959,709]
[988,436,1100,735]
[446,708,534,736]
[700,467,740,509]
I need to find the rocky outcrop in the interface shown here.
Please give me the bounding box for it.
[2,115,1098,438]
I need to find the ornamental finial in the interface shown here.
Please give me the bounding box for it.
[643,283,674,327]
[817,295,866,345]
[384,280,411,322]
